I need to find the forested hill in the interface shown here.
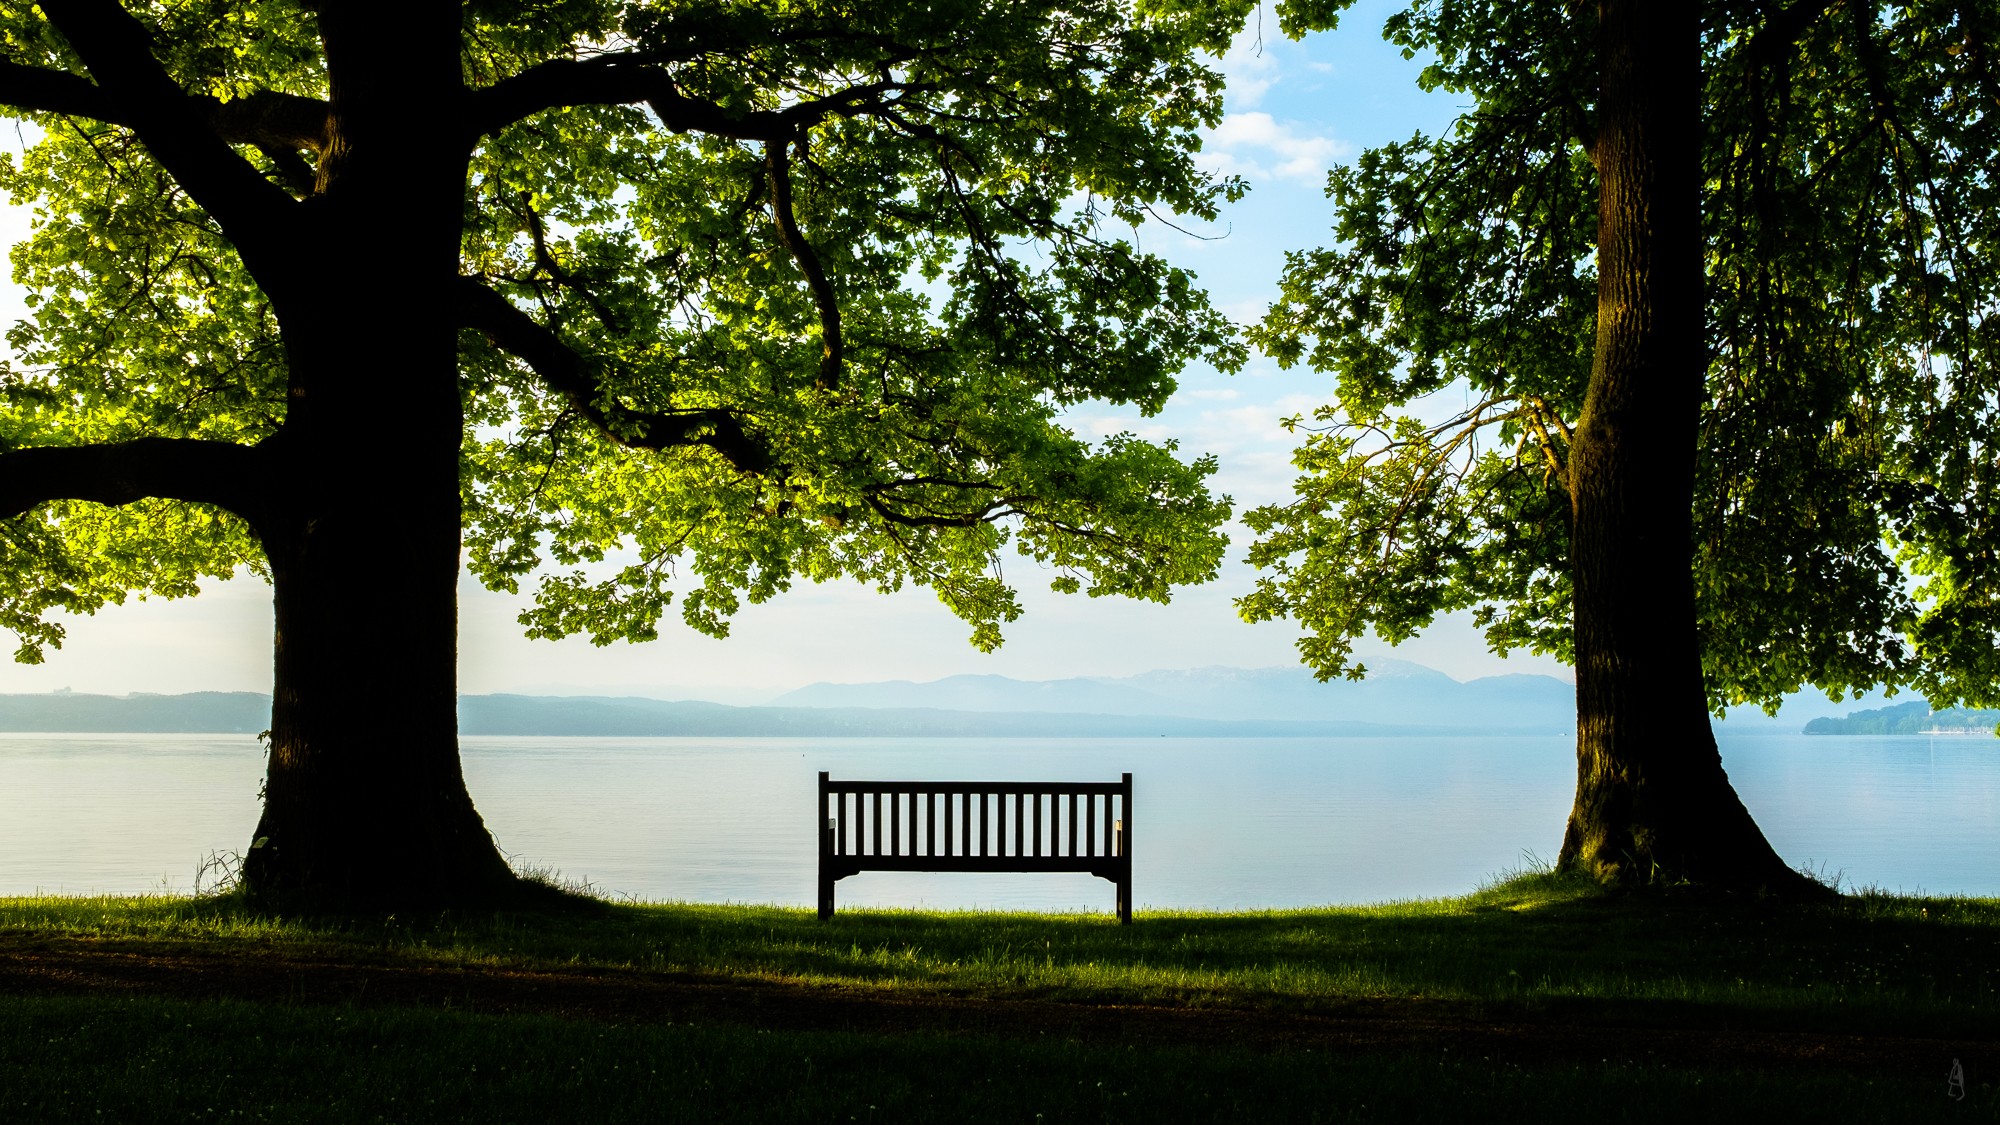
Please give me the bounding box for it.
[0,691,269,733]
[1802,701,2000,736]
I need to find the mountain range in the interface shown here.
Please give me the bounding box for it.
[771,660,1576,730]
[0,661,1910,736]
[0,661,1578,736]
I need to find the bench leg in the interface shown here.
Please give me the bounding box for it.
[818,813,836,920]
[1117,869,1132,925]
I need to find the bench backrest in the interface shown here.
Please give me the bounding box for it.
[819,773,1131,865]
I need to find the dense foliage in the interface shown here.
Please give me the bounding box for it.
[1243,0,2000,712]
[0,0,1252,659]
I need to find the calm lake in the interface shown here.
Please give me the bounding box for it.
[2,733,1993,908]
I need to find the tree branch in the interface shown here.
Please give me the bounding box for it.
[208,91,332,153]
[464,54,911,142]
[0,56,116,119]
[0,437,270,522]
[765,139,842,390]
[32,0,299,273]
[861,493,1008,528]
[1522,396,1573,496]
[0,57,333,155]
[1742,0,1845,68]
[454,277,774,473]
[515,196,627,332]
[254,142,319,195]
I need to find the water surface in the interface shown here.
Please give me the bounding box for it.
[1,733,1991,908]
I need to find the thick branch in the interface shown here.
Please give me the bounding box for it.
[0,56,116,118]
[455,277,773,473]
[0,58,332,154]
[765,140,842,390]
[33,0,298,272]
[254,142,319,194]
[207,91,332,153]
[0,437,269,522]
[465,54,909,141]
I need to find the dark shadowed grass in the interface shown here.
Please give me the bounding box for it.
[0,993,1978,1124]
[2,876,1996,1121]
[3,872,1995,1037]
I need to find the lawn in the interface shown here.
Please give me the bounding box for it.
[0,874,1993,1122]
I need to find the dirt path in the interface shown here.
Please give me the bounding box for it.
[0,937,1988,1080]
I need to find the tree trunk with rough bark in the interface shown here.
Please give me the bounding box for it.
[238,2,514,905]
[1558,0,1812,892]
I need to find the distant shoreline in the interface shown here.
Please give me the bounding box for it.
[8,685,1983,738]
[1802,699,2000,736]
[0,689,1573,739]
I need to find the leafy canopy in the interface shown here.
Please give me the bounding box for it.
[0,0,1258,660]
[1240,0,2000,711]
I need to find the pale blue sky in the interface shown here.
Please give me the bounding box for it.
[0,4,1578,700]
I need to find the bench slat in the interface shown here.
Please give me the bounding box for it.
[818,770,1132,924]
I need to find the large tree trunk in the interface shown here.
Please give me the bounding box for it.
[244,421,513,906]
[239,0,515,906]
[1558,0,1810,891]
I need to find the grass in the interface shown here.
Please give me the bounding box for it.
[6,872,1996,1031]
[2,874,1996,1121]
[0,994,1968,1124]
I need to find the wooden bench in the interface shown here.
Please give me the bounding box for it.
[817,771,1132,923]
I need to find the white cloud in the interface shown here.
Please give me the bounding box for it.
[1200,112,1350,184]
[1215,21,1281,110]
